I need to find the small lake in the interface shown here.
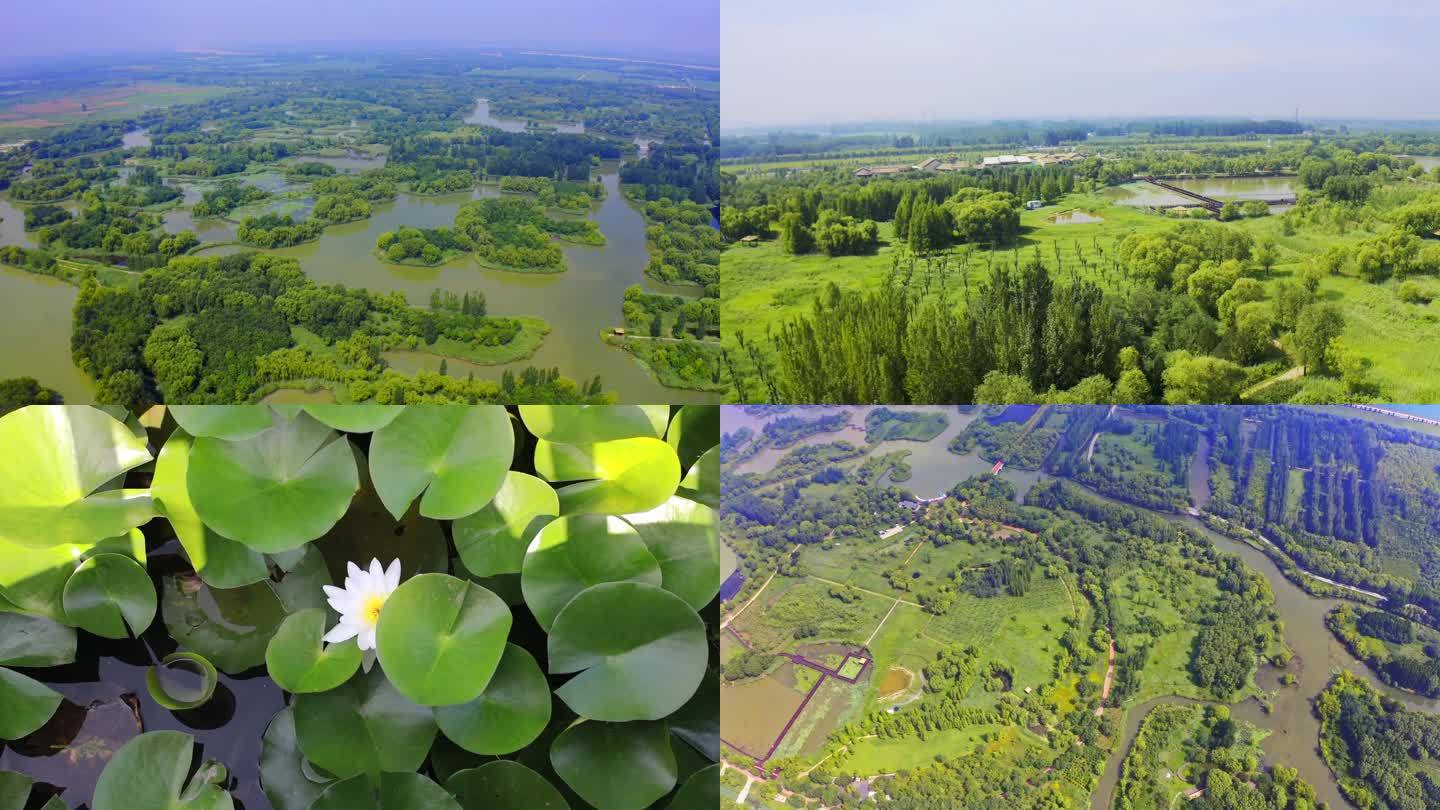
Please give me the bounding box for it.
[463,98,584,134]
[1404,155,1440,171]
[0,194,38,248]
[1103,182,1194,208]
[121,129,151,148]
[1171,176,1296,201]
[290,151,387,173]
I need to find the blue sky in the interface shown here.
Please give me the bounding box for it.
[2,0,718,67]
[721,0,1440,128]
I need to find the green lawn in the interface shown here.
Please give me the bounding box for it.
[837,656,866,679]
[844,724,1040,774]
[922,574,1078,694]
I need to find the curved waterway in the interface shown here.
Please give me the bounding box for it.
[1088,441,1439,810]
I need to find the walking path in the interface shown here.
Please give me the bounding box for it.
[723,571,776,628]
[1204,512,1385,600]
[1095,630,1116,717]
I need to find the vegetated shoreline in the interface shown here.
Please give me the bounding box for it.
[601,330,727,393]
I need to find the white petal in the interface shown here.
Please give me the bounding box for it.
[359,626,377,651]
[324,622,359,643]
[322,585,348,601]
[369,558,385,582]
[385,559,401,591]
[347,561,363,581]
[326,595,353,615]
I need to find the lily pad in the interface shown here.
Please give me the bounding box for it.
[534,436,681,515]
[622,497,719,611]
[0,612,76,667]
[368,406,513,520]
[434,643,551,755]
[169,406,274,440]
[152,431,267,589]
[520,514,662,631]
[665,405,718,471]
[550,720,677,810]
[62,553,157,639]
[548,582,708,722]
[146,652,218,711]
[519,405,668,443]
[265,608,362,694]
[0,529,145,622]
[292,666,437,780]
[303,404,403,434]
[445,762,567,810]
[188,410,359,553]
[677,445,718,509]
[91,730,234,810]
[0,406,154,549]
[667,764,720,810]
[308,773,460,810]
[452,471,557,578]
[259,707,330,810]
[375,574,511,706]
[0,666,63,740]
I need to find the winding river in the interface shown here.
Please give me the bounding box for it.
[1089,436,1439,810]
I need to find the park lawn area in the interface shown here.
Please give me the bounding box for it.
[865,408,949,442]
[792,663,821,694]
[1117,703,1272,809]
[800,530,921,596]
[922,574,1077,694]
[861,603,939,709]
[843,723,1041,775]
[731,576,892,653]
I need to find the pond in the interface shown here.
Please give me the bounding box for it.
[121,129,151,148]
[1404,155,1440,171]
[1103,182,1195,208]
[1049,209,1104,224]
[1170,176,1296,201]
[0,267,93,400]
[289,151,387,173]
[0,193,38,248]
[719,662,810,759]
[463,98,584,134]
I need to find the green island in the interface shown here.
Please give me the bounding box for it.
[0,47,719,403]
[720,403,1440,809]
[720,125,1440,405]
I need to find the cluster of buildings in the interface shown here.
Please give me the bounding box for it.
[853,151,1083,179]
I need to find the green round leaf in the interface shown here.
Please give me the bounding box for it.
[445,762,567,810]
[453,472,557,578]
[0,406,154,549]
[260,707,330,810]
[667,668,719,762]
[146,652,218,711]
[265,608,362,694]
[63,553,157,638]
[309,773,460,810]
[0,612,77,667]
[375,574,512,706]
[92,730,234,810]
[677,445,718,509]
[292,665,437,780]
[153,431,267,589]
[550,720,677,809]
[665,406,718,471]
[535,436,681,515]
[520,514,662,631]
[549,582,707,722]
[368,406,513,521]
[435,643,551,755]
[169,406,275,440]
[622,497,719,611]
[0,666,63,739]
[667,764,720,810]
[0,529,144,622]
[188,410,359,553]
[303,404,403,434]
[519,405,668,444]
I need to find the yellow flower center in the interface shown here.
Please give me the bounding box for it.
[362,594,386,626]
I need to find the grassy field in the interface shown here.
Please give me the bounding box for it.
[729,576,892,653]
[843,724,1034,774]
[0,82,236,138]
[721,182,1440,401]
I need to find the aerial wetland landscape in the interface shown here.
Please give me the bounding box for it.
[0,49,720,406]
[719,404,1440,808]
[719,126,1440,405]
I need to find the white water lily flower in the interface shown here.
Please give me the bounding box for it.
[322,558,401,652]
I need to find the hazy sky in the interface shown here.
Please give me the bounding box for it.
[722,0,1440,128]
[2,0,717,67]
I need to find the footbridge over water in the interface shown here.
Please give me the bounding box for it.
[1140,176,1296,212]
